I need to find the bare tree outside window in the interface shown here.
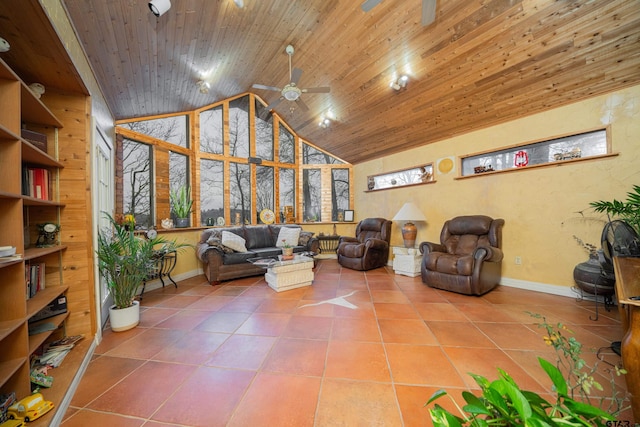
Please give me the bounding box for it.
[200,159,224,225]
[122,138,152,228]
[279,168,295,222]
[256,165,274,222]
[229,96,249,158]
[169,152,189,223]
[121,115,188,147]
[279,123,295,164]
[332,168,350,221]
[200,105,223,154]
[303,143,343,165]
[230,162,251,224]
[303,169,321,221]
[255,100,274,160]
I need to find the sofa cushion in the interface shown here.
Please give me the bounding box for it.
[275,227,301,248]
[222,251,257,265]
[222,230,248,252]
[298,231,314,246]
[244,226,275,249]
[250,247,283,258]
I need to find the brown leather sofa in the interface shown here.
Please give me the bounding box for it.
[337,218,392,271]
[420,215,504,296]
[196,225,319,285]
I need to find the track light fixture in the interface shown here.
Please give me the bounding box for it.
[233,0,245,8]
[197,80,210,94]
[149,0,171,17]
[390,75,409,91]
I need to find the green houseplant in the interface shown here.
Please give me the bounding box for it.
[97,213,188,331]
[170,185,193,228]
[590,184,640,235]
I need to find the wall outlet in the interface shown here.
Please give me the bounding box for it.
[515,256,522,265]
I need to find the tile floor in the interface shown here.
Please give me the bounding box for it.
[61,259,633,426]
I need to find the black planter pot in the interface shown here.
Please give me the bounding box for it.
[175,218,190,228]
[573,254,615,297]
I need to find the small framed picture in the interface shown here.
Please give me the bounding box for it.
[344,210,354,222]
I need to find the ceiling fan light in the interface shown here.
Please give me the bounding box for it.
[283,87,300,101]
[149,0,171,17]
[197,80,210,94]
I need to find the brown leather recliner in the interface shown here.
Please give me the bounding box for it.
[420,215,504,296]
[337,218,392,271]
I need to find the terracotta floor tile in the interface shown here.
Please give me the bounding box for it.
[331,317,382,342]
[426,321,496,348]
[184,295,237,311]
[262,337,328,376]
[325,341,391,381]
[69,355,145,407]
[282,315,333,339]
[61,409,145,427]
[136,307,181,328]
[402,289,450,303]
[195,311,252,333]
[153,309,212,330]
[88,361,196,418]
[385,344,466,387]
[370,289,411,303]
[151,330,229,364]
[154,294,204,309]
[413,302,468,321]
[235,312,291,336]
[228,373,321,427]
[475,322,551,351]
[458,303,521,322]
[104,328,185,359]
[374,302,421,319]
[443,346,547,392]
[378,318,438,345]
[206,334,276,370]
[94,327,144,354]
[396,384,468,427]
[218,296,265,312]
[151,366,255,427]
[315,378,402,426]
[255,298,300,313]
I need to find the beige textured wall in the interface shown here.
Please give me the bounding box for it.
[355,85,640,290]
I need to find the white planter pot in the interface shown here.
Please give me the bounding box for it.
[109,300,140,332]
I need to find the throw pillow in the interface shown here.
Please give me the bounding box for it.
[276,227,301,248]
[221,231,248,252]
[206,237,234,254]
[298,231,314,246]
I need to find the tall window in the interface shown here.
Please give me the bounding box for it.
[200,159,224,226]
[230,162,251,224]
[303,169,321,222]
[122,138,152,228]
[279,168,295,221]
[200,105,223,154]
[279,123,295,164]
[229,96,249,158]
[256,165,274,222]
[332,169,350,221]
[255,100,274,160]
[169,152,189,222]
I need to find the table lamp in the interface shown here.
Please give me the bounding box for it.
[392,202,427,248]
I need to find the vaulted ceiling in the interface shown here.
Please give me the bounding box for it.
[3,1,640,164]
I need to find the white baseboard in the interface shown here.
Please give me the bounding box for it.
[499,277,575,298]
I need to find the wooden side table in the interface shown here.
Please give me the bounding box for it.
[613,256,640,420]
[392,247,422,277]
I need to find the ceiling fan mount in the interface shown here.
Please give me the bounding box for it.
[252,44,330,115]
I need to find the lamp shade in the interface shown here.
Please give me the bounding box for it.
[392,202,427,222]
[149,0,171,17]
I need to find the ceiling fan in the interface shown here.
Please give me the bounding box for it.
[361,0,437,27]
[252,44,330,115]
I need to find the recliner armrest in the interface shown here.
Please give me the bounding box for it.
[339,236,359,245]
[474,245,504,262]
[419,241,446,254]
[364,238,388,251]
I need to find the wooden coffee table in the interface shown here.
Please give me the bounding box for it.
[264,255,315,292]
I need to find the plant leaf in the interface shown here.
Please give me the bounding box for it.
[539,357,568,396]
[427,389,448,405]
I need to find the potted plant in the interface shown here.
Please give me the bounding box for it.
[170,185,193,228]
[97,213,188,331]
[280,239,294,260]
[590,184,640,235]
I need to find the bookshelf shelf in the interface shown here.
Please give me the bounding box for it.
[28,312,70,354]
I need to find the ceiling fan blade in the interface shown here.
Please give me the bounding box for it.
[252,83,282,92]
[291,68,303,85]
[265,97,284,112]
[361,0,382,12]
[295,98,309,112]
[421,0,436,26]
[302,86,330,93]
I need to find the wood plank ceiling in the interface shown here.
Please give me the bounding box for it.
[60,0,640,164]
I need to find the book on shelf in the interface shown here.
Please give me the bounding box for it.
[25,261,46,300]
[21,167,50,200]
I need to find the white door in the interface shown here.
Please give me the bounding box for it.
[93,125,114,329]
